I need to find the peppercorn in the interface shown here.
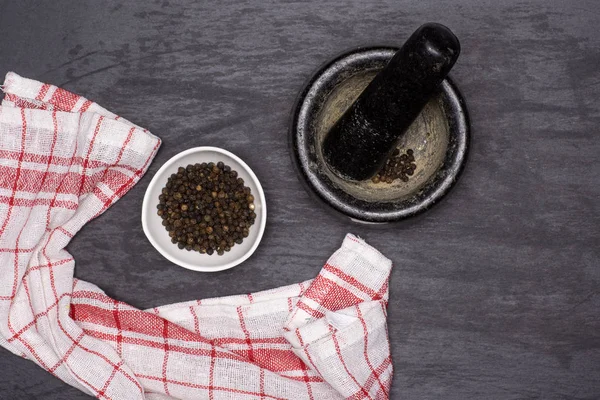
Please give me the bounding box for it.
[371,148,417,184]
[157,162,257,255]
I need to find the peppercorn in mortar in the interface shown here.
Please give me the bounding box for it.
[157,162,256,256]
[371,148,417,184]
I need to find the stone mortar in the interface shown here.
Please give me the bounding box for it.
[290,47,470,223]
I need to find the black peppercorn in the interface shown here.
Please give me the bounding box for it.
[158,162,257,255]
[371,148,417,184]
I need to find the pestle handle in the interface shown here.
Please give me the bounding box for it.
[322,23,461,181]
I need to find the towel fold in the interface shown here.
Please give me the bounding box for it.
[0,72,393,399]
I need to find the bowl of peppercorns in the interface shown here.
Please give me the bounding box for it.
[142,147,266,272]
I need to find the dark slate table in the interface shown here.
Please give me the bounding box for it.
[1,1,599,399]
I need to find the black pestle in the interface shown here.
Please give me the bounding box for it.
[322,23,461,181]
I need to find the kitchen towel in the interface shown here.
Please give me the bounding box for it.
[0,72,393,399]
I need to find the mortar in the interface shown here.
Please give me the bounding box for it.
[290,24,470,223]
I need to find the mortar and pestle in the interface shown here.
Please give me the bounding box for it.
[290,23,470,223]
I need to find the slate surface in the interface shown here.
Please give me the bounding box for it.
[0,0,599,399]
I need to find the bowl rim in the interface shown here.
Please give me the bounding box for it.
[141,146,267,272]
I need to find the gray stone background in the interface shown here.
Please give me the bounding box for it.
[1,0,599,399]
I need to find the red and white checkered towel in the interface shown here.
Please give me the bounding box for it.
[0,72,393,400]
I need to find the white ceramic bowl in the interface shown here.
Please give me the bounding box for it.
[142,147,266,272]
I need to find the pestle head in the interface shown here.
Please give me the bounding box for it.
[322,23,461,181]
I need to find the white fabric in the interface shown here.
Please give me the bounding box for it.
[0,72,393,399]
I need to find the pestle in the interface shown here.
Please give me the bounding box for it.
[322,23,461,181]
